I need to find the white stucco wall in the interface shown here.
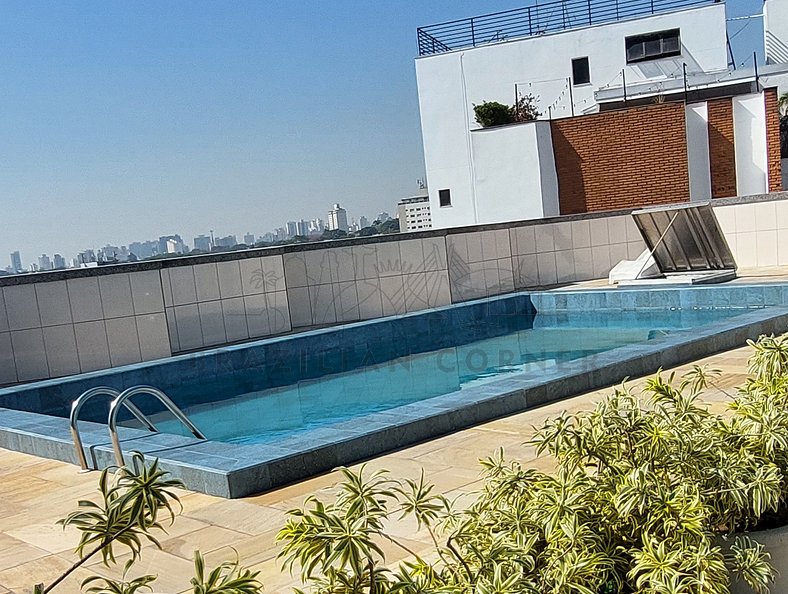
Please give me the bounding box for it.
[469,121,559,225]
[416,3,728,229]
[733,93,769,196]
[765,0,788,65]
[685,103,712,201]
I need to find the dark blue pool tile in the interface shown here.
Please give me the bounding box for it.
[694,288,715,308]
[633,290,651,309]
[714,287,741,307]
[745,286,765,307]
[534,293,555,312]
[762,285,782,306]
[650,290,680,309]
[604,291,622,310]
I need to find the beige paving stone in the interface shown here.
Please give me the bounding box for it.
[5,521,82,556]
[185,499,288,536]
[243,470,342,510]
[0,476,56,505]
[0,497,23,520]
[0,553,97,594]
[160,525,250,560]
[0,533,49,572]
[86,549,196,594]
[199,529,284,569]
[245,556,301,594]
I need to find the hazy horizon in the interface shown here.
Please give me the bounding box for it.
[1,0,766,267]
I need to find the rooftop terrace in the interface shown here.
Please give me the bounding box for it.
[417,0,718,56]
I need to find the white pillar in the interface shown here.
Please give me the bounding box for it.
[685,103,712,201]
[733,93,769,196]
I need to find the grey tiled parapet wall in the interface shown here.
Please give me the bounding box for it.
[1,285,787,497]
[1,191,787,385]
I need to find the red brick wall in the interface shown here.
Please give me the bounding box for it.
[765,88,782,193]
[707,98,736,198]
[551,102,690,214]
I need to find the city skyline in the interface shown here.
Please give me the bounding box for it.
[4,201,393,273]
[0,0,763,261]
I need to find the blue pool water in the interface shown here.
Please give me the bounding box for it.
[150,307,750,445]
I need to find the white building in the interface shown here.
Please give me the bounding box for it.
[397,195,432,232]
[765,0,788,65]
[38,254,52,271]
[415,0,783,229]
[327,204,349,231]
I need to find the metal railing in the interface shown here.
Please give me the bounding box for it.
[70,384,205,470]
[108,386,206,466]
[417,0,718,56]
[70,386,158,470]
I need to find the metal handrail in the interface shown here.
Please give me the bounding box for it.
[70,386,158,470]
[417,0,716,56]
[108,385,206,466]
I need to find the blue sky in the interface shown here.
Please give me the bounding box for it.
[0,0,765,265]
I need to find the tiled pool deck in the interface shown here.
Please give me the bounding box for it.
[0,340,757,594]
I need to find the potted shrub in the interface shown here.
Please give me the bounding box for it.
[279,334,788,594]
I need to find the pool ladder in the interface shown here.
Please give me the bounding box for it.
[69,385,206,471]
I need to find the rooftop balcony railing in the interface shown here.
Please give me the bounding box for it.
[417,0,719,56]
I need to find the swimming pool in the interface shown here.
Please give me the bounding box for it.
[151,308,749,445]
[1,284,788,497]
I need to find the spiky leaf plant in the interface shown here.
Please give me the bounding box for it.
[191,550,263,594]
[34,452,263,594]
[34,452,183,594]
[279,334,788,594]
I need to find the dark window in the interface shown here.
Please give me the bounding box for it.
[625,29,681,63]
[439,189,451,207]
[572,57,590,85]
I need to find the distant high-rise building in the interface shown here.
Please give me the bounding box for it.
[309,218,325,234]
[214,235,238,248]
[359,216,370,229]
[243,233,256,246]
[193,235,212,252]
[285,221,298,238]
[327,204,349,231]
[129,241,157,259]
[261,232,275,243]
[397,195,432,232]
[53,254,66,270]
[75,250,97,266]
[10,251,22,273]
[38,254,53,271]
[98,244,122,262]
[158,235,185,255]
[376,212,392,223]
[296,220,309,236]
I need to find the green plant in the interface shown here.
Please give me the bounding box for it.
[35,452,263,594]
[279,334,788,594]
[191,550,263,594]
[511,93,540,122]
[473,101,513,127]
[474,95,540,127]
